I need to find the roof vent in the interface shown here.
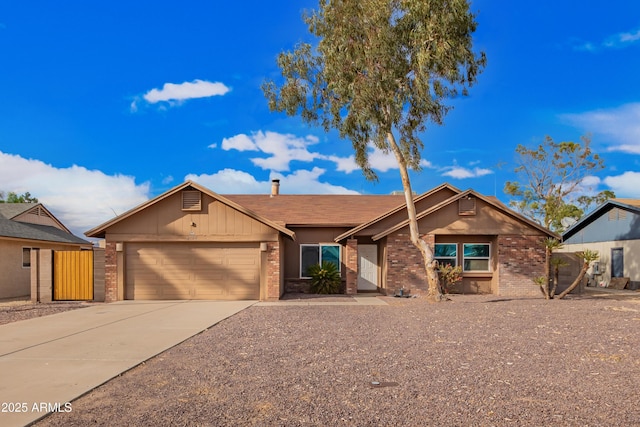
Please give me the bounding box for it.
[182,190,202,211]
[459,196,476,216]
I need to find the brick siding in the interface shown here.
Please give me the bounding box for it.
[265,241,281,301]
[385,232,430,296]
[385,232,546,297]
[345,239,358,295]
[496,235,546,297]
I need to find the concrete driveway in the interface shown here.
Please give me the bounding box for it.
[0,300,255,427]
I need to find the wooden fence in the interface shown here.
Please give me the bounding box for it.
[53,251,94,300]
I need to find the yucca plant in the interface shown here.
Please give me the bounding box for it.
[307,261,341,294]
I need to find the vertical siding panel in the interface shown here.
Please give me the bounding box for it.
[215,202,224,234]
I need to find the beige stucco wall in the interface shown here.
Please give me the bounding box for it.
[1,238,89,300]
[1,239,32,298]
[559,240,640,286]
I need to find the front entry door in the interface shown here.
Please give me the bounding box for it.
[358,245,378,291]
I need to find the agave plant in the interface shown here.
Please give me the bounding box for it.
[307,261,341,294]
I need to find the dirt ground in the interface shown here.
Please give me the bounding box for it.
[25,291,640,427]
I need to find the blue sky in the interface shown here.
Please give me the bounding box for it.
[1,1,639,236]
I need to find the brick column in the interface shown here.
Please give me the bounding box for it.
[104,241,118,303]
[265,241,281,301]
[345,239,358,295]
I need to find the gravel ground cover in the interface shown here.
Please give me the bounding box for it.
[0,300,90,325]
[36,293,640,426]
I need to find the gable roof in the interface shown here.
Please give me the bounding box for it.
[359,189,557,241]
[85,181,296,239]
[610,198,640,208]
[562,198,640,241]
[334,183,461,241]
[0,203,90,245]
[0,203,71,232]
[0,203,34,219]
[224,194,406,227]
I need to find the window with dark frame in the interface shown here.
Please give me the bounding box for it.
[300,244,341,278]
[22,247,31,268]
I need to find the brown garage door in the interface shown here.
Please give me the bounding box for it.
[125,243,260,300]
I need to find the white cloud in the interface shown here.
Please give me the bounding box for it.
[604,171,640,197]
[573,27,640,51]
[561,103,640,153]
[220,133,258,151]
[185,169,266,194]
[220,131,321,171]
[185,167,359,195]
[325,154,359,173]
[131,79,230,111]
[218,131,434,175]
[441,166,493,179]
[0,151,150,237]
[334,145,434,173]
[144,80,230,103]
[272,168,359,194]
[368,146,398,172]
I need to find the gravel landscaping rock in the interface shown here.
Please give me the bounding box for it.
[36,293,640,426]
[0,300,90,325]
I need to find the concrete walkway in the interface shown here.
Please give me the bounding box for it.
[0,300,254,427]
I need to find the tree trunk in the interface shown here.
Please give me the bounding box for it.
[386,132,444,302]
[541,246,551,299]
[557,261,588,299]
[550,264,559,298]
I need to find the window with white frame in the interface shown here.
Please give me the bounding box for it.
[22,247,31,268]
[435,243,457,267]
[463,243,490,272]
[300,244,341,278]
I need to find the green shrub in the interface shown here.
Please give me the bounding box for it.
[307,261,341,294]
[438,263,463,294]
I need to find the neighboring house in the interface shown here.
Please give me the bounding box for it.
[560,198,640,290]
[86,180,555,302]
[0,203,92,299]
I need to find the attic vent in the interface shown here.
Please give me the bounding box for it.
[608,208,627,221]
[27,206,50,219]
[459,197,476,216]
[182,190,202,211]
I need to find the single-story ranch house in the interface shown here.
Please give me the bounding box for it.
[0,203,92,299]
[85,180,556,302]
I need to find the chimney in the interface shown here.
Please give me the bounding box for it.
[270,179,280,197]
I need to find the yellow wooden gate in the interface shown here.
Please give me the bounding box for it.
[54,251,94,300]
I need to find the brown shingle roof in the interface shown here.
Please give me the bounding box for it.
[223,194,406,226]
[613,198,640,208]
